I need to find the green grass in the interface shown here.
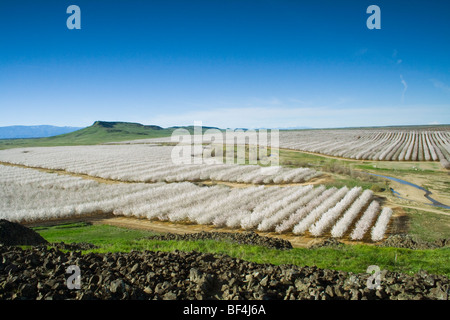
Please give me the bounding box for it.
[32,222,157,246]
[405,208,450,242]
[32,222,450,278]
[280,149,337,169]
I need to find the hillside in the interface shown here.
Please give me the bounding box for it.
[0,121,217,150]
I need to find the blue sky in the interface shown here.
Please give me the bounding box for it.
[0,0,449,129]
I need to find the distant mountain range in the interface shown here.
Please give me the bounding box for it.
[0,125,84,139]
[0,121,222,150]
[274,126,313,130]
[2,121,444,151]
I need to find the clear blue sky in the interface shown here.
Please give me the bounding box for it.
[0,0,449,129]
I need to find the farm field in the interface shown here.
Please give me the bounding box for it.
[0,163,391,242]
[1,124,449,244]
[0,144,319,185]
[279,128,450,166]
[117,126,450,168]
[277,147,450,243]
[1,123,449,303]
[3,0,450,306]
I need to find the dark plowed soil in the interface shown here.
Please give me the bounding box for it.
[0,219,48,246]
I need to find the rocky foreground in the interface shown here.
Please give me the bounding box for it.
[377,234,450,250]
[0,244,448,300]
[145,231,293,250]
[0,220,449,300]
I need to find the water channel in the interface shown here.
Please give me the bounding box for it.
[367,173,450,210]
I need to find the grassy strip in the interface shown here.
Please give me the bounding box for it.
[113,239,450,277]
[33,223,450,278]
[32,222,158,246]
[405,208,450,242]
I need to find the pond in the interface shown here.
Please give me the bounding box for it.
[367,173,450,209]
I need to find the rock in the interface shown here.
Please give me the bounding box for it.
[350,288,361,300]
[428,287,448,300]
[260,276,269,287]
[155,281,171,295]
[417,270,435,287]
[325,285,335,298]
[0,242,449,301]
[309,238,345,249]
[375,288,388,299]
[146,231,292,250]
[379,234,449,250]
[129,263,140,273]
[189,268,203,283]
[334,285,345,298]
[163,292,177,300]
[50,242,98,251]
[43,258,54,270]
[295,279,309,292]
[109,279,125,294]
[143,286,152,294]
[269,280,280,287]
[395,292,416,300]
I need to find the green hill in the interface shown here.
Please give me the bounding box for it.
[0,121,219,150]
